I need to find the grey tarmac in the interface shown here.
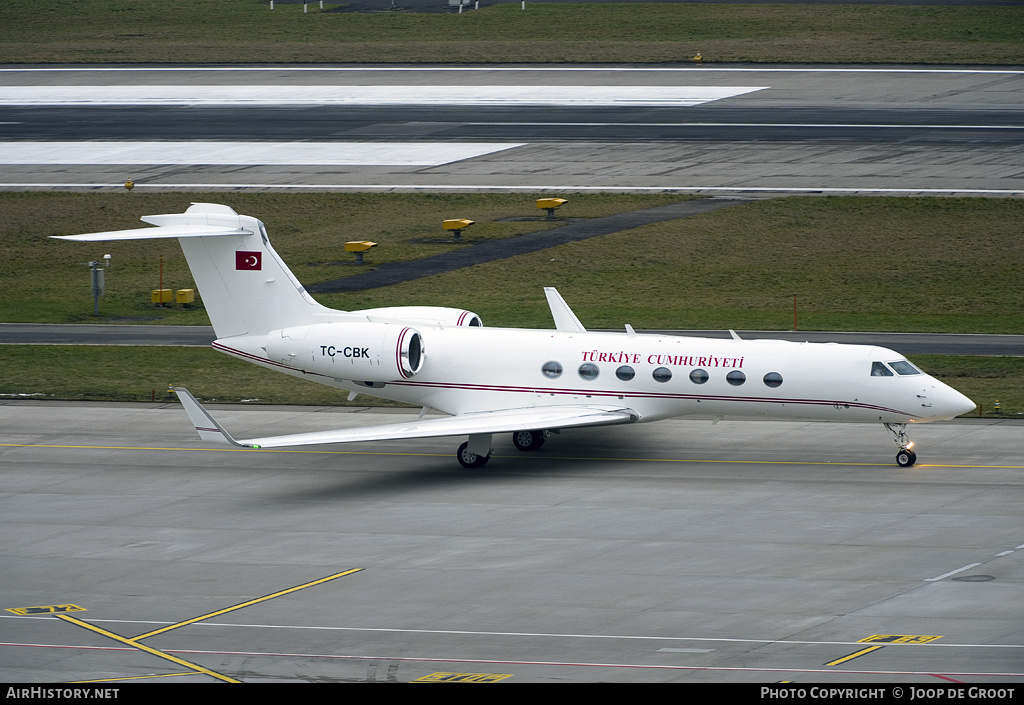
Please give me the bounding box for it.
[1,401,1022,683]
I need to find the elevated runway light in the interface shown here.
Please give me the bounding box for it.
[537,198,568,220]
[345,240,377,265]
[442,219,475,242]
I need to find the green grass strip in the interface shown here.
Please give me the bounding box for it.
[2,2,1022,65]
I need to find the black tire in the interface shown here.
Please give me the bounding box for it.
[512,430,546,452]
[896,449,917,467]
[457,441,490,468]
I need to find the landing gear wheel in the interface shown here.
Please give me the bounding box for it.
[896,448,917,467]
[512,430,546,452]
[457,441,491,468]
[885,423,917,468]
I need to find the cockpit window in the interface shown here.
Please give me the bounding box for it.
[871,361,894,377]
[889,360,922,376]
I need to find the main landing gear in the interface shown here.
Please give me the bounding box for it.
[457,441,491,468]
[457,430,549,468]
[512,429,547,452]
[884,423,917,467]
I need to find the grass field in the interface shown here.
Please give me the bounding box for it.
[2,1,1022,65]
[0,191,683,324]
[5,192,1019,334]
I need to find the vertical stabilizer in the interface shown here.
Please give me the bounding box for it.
[55,203,337,339]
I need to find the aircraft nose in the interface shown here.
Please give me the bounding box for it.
[931,383,976,420]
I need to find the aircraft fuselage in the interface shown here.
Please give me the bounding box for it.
[216,325,970,425]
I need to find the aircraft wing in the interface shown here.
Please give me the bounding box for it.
[174,387,638,450]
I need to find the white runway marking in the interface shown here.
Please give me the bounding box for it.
[0,142,525,166]
[1,67,1021,74]
[0,85,766,107]
[2,183,1021,196]
[924,563,983,582]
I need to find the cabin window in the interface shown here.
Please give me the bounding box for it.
[578,363,600,381]
[763,372,783,388]
[871,361,894,377]
[889,360,922,376]
[689,368,709,385]
[542,361,563,379]
[616,365,635,381]
[726,371,746,386]
[652,367,672,383]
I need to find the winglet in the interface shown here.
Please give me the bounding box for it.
[173,387,253,448]
[543,287,586,333]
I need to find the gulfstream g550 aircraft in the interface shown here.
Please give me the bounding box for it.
[56,203,976,468]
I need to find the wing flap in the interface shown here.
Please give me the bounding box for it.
[174,387,637,450]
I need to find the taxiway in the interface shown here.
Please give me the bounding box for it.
[1,401,1022,683]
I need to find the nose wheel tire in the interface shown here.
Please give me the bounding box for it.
[896,449,917,467]
[457,441,491,468]
[512,430,546,452]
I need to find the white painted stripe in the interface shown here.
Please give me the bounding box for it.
[925,563,982,582]
[2,638,1022,678]
[0,85,766,107]
[4,183,1021,196]
[6,613,1024,649]
[470,122,1024,131]
[0,142,524,166]
[2,67,1022,75]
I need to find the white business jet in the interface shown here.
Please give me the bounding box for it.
[56,203,976,468]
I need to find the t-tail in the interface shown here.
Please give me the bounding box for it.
[53,202,335,338]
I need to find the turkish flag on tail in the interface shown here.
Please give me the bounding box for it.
[235,251,262,270]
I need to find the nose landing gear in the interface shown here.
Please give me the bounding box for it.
[885,423,917,467]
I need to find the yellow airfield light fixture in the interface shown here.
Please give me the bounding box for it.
[442,219,475,242]
[537,198,568,220]
[345,240,377,265]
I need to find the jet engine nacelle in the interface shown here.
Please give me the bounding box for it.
[352,306,482,328]
[265,321,424,381]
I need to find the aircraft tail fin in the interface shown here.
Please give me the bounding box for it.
[54,203,334,339]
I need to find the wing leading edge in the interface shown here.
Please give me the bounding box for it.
[174,387,638,450]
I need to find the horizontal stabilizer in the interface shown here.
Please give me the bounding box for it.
[174,387,637,450]
[52,224,246,242]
